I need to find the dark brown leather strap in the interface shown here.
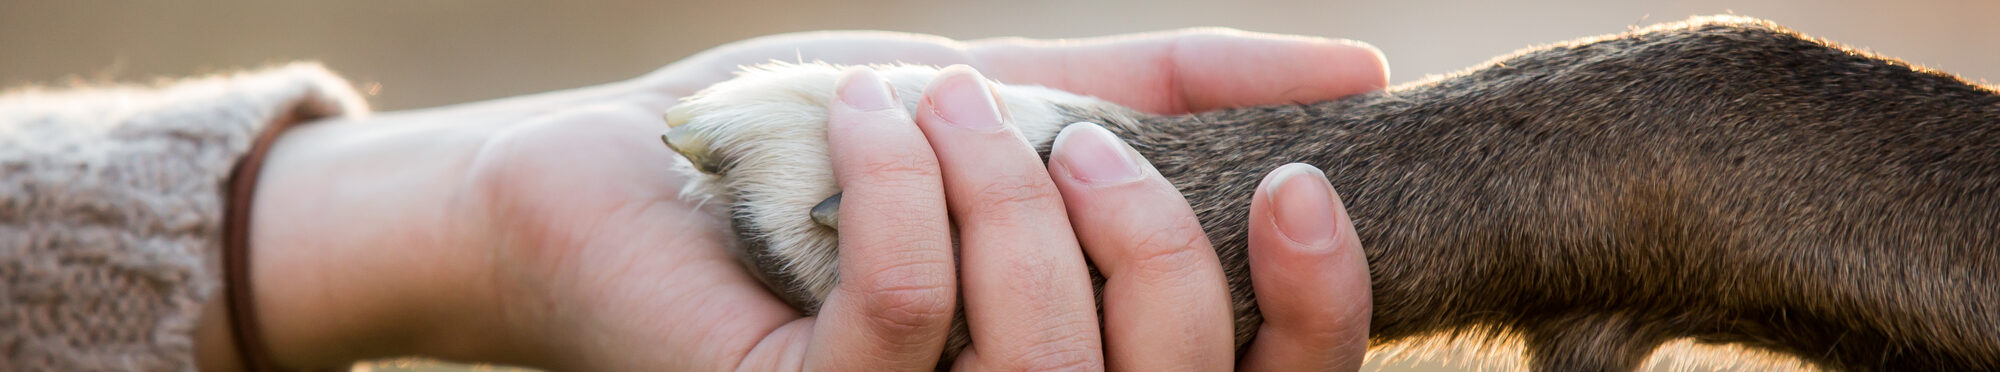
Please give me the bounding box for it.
[224,106,312,372]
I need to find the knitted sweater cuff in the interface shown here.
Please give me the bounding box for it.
[1,63,368,371]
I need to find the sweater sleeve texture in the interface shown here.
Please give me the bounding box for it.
[1,63,368,371]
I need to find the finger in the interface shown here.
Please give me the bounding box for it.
[804,67,957,370]
[914,65,1103,370]
[1046,122,1235,371]
[1238,164,1372,372]
[966,28,1389,114]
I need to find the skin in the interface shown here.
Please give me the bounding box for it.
[189,29,1385,371]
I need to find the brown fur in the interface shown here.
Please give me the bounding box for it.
[733,16,2000,370]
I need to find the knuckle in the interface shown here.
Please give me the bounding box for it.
[853,150,942,183]
[1004,330,1104,371]
[856,288,954,340]
[967,174,1065,220]
[1118,214,1214,280]
[849,259,956,334]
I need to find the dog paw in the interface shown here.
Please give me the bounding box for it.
[662,62,1127,310]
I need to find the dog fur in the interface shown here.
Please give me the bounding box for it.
[663,16,1998,371]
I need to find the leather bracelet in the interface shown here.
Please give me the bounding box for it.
[223,106,313,372]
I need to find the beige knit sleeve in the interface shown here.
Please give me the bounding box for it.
[1,63,368,371]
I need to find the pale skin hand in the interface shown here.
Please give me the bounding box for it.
[834,65,1376,370]
[191,28,1387,371]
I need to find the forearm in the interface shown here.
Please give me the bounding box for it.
[196,81,669,370]
[231,113,500,368]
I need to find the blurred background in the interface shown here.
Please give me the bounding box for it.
[5,1,1989,371]
[2,1,1994,111]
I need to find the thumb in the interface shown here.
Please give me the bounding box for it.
[1239,163,1373,371]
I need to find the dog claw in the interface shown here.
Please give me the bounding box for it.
[662,129,718,173]
[664,106,694,128]
[811,193,841,229]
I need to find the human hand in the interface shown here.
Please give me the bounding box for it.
[203,29,1385,371]
[800,65,1373,370]
[635,28,1387,115]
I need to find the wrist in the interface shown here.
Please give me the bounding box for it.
[194,80,681,370]
[239,112,512,368]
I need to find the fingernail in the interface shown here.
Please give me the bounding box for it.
[1053,122,1145,185]
[928,67,1004,131]
[1262,163,1339,246]
[837,67,896,111]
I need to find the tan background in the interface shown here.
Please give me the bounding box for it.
[3,1,1995,111]
[5,1,1991,370]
